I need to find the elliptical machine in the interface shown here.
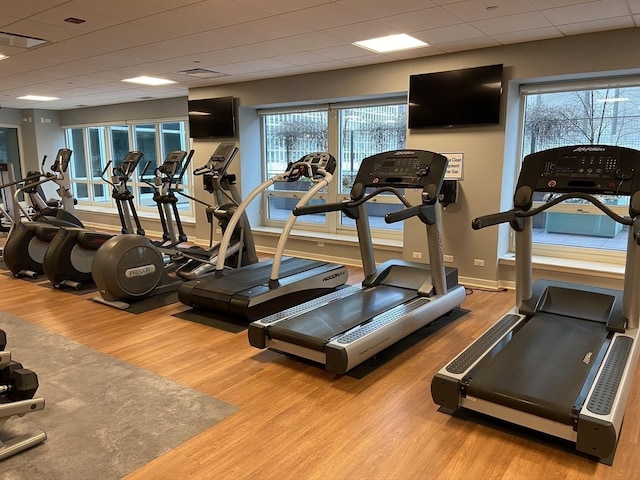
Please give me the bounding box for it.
[90,145,256,309]
[41,151,145,289]
[2,148,84,278]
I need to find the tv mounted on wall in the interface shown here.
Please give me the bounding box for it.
[188,96,236,138]
[408,64,503,129]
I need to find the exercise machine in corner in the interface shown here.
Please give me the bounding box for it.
[431,144,640,464]
[248,149,466,374]
[178,152,349,321]
[90,145,257,309]
[41,150,145,289]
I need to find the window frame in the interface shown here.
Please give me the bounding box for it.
[516,77,640,265]
[63,118,191,217]
[259,97,407,241]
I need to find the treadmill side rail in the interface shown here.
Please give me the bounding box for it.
[431,310,526,412]
[324,284,466,374]
[576,331,639,461]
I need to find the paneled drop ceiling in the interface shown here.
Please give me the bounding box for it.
[0,0,638,110]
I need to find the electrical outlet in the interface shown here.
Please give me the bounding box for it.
[443,254,454,263]
[412,251,422,259]
[317,241,325,247]
[474,258,485,267]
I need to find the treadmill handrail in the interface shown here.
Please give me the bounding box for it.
[293,186,412,216]
[473,192,633,231]
[214,156,332,274]
[269,170,333,283]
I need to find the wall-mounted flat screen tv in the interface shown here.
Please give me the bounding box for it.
[408,64,503,129]
[188,96,236,138]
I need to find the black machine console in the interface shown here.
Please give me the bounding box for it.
[158,150,188,178]
[51,148,72,173]
[351,150,447,203]
[517,145,640,201]
[289,152,336,179]
[119,151,144,178]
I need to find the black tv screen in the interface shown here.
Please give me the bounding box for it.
[408,64,503,129]
[188,97,236,138]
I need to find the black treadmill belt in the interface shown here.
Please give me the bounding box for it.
[467,312,609,425]
[268,285,416,351]
[194,257,326,296]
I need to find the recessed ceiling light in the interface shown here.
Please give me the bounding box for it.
[353,34,428,53]
[0,54,8,60]
[122,76,177,86]
[17,95,59,101]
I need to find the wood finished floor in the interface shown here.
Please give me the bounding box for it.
[0,259,639,479]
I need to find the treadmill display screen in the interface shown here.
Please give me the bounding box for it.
[519,145,639,196]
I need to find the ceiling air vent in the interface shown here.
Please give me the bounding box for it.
[0,31,47,48]
[176,68,228,79]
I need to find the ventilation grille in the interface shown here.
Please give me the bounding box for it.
[0,31,47,48]
[176,68,228,79]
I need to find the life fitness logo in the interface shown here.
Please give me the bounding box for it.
[125,264,156,278]
[573,146,606,152]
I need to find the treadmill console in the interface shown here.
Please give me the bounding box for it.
[351,150,448,202]
[518,145,639,196]
[289,152,336,180]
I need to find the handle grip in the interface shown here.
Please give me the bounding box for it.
[293,202,345,216]
[472,210,517,230]
[385,205,422,224]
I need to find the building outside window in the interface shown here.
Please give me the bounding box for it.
[64,120,190,215]
[520,81,640,262]
[260,100,407,238]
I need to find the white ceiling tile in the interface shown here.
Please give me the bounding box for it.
[2,19,85,43]
[1,0,638,109]
[228,16,313,41]
[337,0,437,18]
[312,44,378,60]
[281,3,369,30]
[556,15,635,34]
[442,0,536,22]
[472,12,552,35]
[414,23,486,45]
[233,0,334,15]
[528,0,599,8]
[436,36,501,53]
[233,58,295,71]
[542,0,632,25]
[271,51,335,66]
[491,26,564,45]
[323,21,399,42]
[629,0,640,14]
[273,32,344,51]
[379,7,462,33]
[177,0,269,26]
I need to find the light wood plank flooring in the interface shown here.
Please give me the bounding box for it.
[0,259,638,479]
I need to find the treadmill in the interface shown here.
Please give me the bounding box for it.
[248,149,467,374]
[178,152,349,321]
[431,144,640,464]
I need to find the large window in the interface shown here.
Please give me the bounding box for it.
[520,81,640,261]
[261,100,407,238]
[64,120,189,215]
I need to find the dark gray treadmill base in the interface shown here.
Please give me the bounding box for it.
[466,312,610,425]
[268,285,417,351]
[178,257,346,321]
